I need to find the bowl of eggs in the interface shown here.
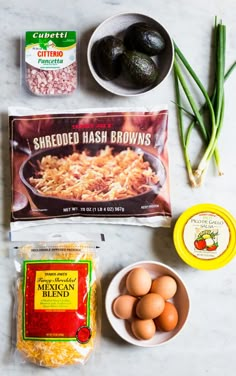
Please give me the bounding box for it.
[105,261,190,347]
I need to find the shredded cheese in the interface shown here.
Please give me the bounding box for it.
[16,244,98,368]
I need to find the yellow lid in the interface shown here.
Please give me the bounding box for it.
[173,203,236,270]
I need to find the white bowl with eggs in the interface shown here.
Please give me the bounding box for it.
[105,261,190,347]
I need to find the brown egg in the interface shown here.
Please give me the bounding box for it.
[136,293,165,319]
[131,318,156,340]
[150,275,177,300]
[126,267,152,297]
[113,295,138,319]
[155,301,179,331]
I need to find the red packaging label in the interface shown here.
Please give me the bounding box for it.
[23,260,92,340]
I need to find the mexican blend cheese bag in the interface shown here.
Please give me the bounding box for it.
[11,242,100,368]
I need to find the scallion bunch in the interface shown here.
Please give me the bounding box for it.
[174,17,236,187]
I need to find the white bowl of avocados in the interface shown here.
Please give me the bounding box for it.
[87,13,174,96]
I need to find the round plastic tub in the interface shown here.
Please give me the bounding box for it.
[173,203,236,270]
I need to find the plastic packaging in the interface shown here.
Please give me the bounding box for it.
[173,203,236,270]
[23,31,77,95]
[9,106,171,234]
[11,241,101,368]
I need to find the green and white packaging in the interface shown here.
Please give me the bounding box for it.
[24,31,77,96]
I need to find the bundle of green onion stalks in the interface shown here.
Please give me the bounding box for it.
[174,17,236,187]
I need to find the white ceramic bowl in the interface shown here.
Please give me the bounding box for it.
[105,261,190,347]
[87,13,174,96]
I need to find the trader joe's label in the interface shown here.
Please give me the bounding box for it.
[183,212,230,260]
[23,260,91,340]
[9,108,171,228]
[34,270,78,310]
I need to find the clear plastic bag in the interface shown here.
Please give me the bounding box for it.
[11,241,101,368]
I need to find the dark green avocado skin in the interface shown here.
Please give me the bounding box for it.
[124,22,165,56]
[92,36,124,80]
[121,51,158,87]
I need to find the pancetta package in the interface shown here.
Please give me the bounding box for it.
[22,31,77,96]
[11,241,101,368]
[9,106,171,237]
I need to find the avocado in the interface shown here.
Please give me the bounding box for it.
[92,36,124,80]
[124,22,165,56]
[121,51,158,87]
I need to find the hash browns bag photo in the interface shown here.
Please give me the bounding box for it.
[9,107,171,235]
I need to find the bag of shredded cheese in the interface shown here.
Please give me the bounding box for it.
[11,241,100,368]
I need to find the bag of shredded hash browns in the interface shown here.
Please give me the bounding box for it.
[11,242,100,368]
[9,106,171,233]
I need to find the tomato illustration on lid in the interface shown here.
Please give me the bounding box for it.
[194,231,218,251]
[173,203,236,270]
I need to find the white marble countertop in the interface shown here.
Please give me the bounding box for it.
[0,0,236,375]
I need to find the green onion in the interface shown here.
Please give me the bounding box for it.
[173,18,235,186]
[194,22,226,183]
[173,63,197,187]
[174,42,216,136]
[173,59,208,141]
[175,39,221,176]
